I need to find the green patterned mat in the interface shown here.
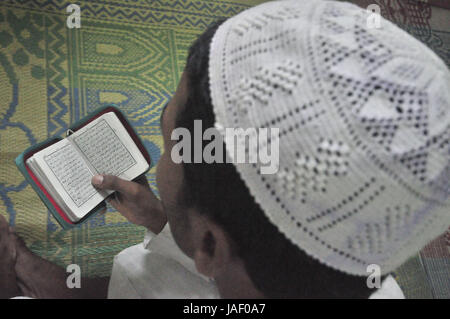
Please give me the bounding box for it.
[0,0,266,277]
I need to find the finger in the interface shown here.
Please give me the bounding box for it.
[114,192,121,204]
[106,200,134,223]
[135,175,149,187]
[106,197,134,222]
[106,192,122,205]
[106,197,123,212]
[92,174,139,196]
[17,281,27,295]
[17,279,34,298]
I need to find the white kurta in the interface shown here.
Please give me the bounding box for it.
[108,224,220,299]
[107,224,405,299]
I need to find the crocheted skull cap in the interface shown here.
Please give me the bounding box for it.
[209,0,450,275]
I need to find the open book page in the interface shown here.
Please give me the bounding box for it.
[71,112,148,182]
[29,138,105,220]
[28,111,149,222]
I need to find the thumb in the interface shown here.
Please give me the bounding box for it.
[92,174,133,194]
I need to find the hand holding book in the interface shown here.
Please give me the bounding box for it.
[16,106,153,229]
[92,174,167,234]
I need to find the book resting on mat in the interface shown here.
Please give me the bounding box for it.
[15,105,151,229]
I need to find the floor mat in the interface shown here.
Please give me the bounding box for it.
[0,0,265,277]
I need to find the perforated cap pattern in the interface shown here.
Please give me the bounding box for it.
[209,0,450,275]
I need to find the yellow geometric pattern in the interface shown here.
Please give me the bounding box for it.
[0,0,267,277]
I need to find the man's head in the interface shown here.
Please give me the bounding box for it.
[156,0,450,298]
[156,21,373,299]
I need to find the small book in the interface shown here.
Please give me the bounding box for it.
[15,105,151,229]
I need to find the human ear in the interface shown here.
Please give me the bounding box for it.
[192,217,234,278]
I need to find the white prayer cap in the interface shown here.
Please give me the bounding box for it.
[209,0,450,275]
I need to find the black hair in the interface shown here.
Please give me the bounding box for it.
[175,20,373,298]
